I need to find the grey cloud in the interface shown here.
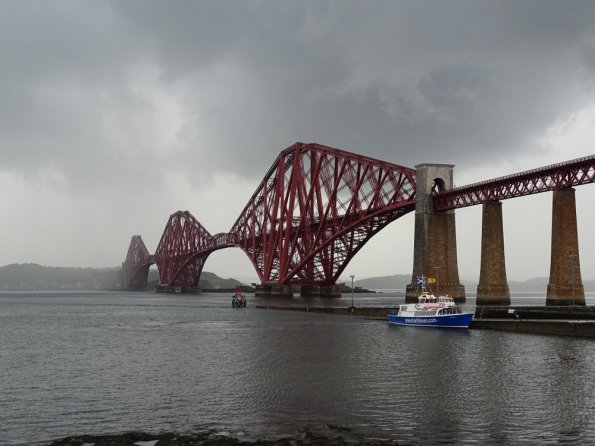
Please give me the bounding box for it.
[1,0,595,191]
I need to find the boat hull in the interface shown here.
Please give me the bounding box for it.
[387,312,473,328]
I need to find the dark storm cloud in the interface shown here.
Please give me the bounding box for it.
[1,0,595,190]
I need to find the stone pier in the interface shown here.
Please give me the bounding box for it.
[319,284,342,298]
[300,284,341,297]
[256,284,341,297]
[254,284,271,296]
[254,284,294,297]
[546,188,585,306]
[299,285,321,297]
[269,284,294,297]
[476,201,510,305]
[406,164,465,303]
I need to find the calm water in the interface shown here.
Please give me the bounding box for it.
[1,291,595,445]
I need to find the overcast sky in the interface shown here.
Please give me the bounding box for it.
[1,1,595,284]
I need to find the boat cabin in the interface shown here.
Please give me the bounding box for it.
[437,295,455,307]
[418,293,455,305]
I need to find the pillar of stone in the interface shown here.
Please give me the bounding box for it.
[546,188,585,306]
[405,164,465,303]
[476,201,510,305]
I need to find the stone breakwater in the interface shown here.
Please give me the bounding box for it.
[255,305,389,319]
[256,305,595,338]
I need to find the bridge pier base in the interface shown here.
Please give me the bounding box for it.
[406,164,465,303]
[155,285,200,293]
[254,285,271,296]
[300,285,320,297]
[477,201,510,305]
[319,285,342,298]
[255,284,295,297]
[547,188,585,306]
[269,285,294,297]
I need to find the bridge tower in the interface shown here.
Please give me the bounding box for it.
[406,164,465,302]
[122,235,154,291]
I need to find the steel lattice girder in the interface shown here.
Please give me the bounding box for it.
[433,155,595,211]
[154,211,215,287]
[122,235,154,290]
[229,142,416,285]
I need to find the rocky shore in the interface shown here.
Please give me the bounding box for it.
[49,428,399,445]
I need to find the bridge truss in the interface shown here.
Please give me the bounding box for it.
[433,155,595,210]
[229,142,416,285]
[122,235,154,290]
[153,211,237,288]
[132,143,595,292]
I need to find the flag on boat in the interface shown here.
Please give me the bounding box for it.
[427,277,436,284]
[416,276,426,284]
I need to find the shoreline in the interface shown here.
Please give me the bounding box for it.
[48,428,399,445]
[256,304,595,338]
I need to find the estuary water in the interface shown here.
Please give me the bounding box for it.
[1,291,595,445]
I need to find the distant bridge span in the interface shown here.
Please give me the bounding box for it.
[122,143,592,305]
[121,235,154,290]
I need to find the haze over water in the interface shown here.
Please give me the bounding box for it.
[1,291,595,445]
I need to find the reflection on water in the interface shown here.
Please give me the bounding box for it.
[0,291,594,445]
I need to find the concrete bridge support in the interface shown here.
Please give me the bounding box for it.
[254,284,271,296]
[300,284,342,297]
[299,285,320,297]
[547,188,585,306]
[406,164,465,303]
[319,284,342,298]
[476,201,510,305]
[257,284,340,298]
[255,284,296,297]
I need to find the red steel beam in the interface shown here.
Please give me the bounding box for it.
[122,235,154,290]
[140,147,595,291]
[153,212,238,288]
[433,155,595,211]
[154,211,214,288]
[229,142,416,285]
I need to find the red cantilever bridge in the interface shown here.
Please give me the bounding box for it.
[123,142,595,305]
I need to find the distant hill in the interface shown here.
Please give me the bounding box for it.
[0,263,121,291]
[3,264,593,293]
[0,263,245,291]
[348,274,595,293]
[350,274,411,291]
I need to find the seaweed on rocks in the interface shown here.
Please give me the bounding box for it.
[48,428,400,445]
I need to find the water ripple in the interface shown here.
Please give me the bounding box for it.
[1,292,595,445]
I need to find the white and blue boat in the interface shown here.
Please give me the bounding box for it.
[388,276,473,328]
